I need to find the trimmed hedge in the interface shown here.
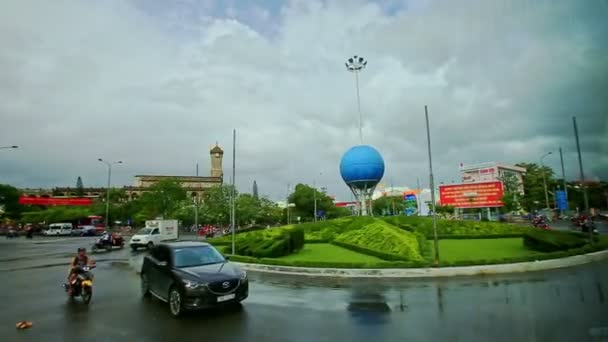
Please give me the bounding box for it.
[523,230,587,252]
[233,227,305,258]
[224,239,608,268]
[437,234,525,240]
[334,220,423,261]
[331,240,412,261]
[305,239,330,244]
[382,216,528,237]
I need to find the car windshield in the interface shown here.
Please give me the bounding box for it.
[138,228,153,234]
[172,246,225,268]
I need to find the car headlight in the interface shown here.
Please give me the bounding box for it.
[184,280,201,289]
[240,271,247,280]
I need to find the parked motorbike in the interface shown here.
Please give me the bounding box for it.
[92,234,124,252]
[63,265,95,304]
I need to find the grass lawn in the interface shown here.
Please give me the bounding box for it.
[432,238,540,262]
[278,243,382,263]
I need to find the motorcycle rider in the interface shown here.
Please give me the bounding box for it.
[101,231,113,246]
[67,247,95,295]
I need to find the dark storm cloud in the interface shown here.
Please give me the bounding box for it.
[0,0,606,200]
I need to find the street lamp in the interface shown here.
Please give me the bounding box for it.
[98,158,123,229]
[540,152,553,209]
[345,55,367,144]
[313,172,323,223]
[0,145,18,149]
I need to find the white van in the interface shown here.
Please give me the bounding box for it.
[44,223,73,236]
[129,220,178,250]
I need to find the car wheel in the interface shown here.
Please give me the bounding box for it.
[147,242,154,249]
[168,287,183,317]
[140,273,151,298]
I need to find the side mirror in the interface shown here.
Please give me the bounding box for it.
[158,261,168,267]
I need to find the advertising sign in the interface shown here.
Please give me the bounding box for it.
[439,181,504,208]
[18,196,93,206]
[555,190,567,210]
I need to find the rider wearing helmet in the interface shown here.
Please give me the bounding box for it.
[67,247,95,295]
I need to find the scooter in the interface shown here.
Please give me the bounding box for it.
[63,265,95,304]
[532,216,550,230]
[92,235,125,252]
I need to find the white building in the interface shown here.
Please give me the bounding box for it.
[460,162,526,193]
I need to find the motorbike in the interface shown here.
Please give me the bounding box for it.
[6,229,18,239]
[92,234,124,252]
[63,265,95,304]
[531,216,550,230]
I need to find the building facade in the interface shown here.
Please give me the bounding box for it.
[460,162,526,193]
[20,144,224,200]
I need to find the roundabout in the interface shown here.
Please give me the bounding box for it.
[1,236,607,341]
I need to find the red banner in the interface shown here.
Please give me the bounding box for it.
[18,196,93,206]
[439,181,504,208]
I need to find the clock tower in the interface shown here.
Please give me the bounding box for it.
[210,143,224,178]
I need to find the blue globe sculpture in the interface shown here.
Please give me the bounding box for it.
[339,145,385,190]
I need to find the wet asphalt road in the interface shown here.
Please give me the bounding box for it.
[1,237,607,342]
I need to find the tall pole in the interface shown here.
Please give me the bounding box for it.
[106,164,111,228]
[193,195,199,232]
[559,147,567,209]
[231,129,236,255]
[313,179,317,223]
[572,117,589,212]
[355,71,362,144]
[98,159,122,229]
[424,105,439,265]
[286,183,291,225]
[416,177,422,215]
[196,163,199,177]
[540,152,552,209]
[346,56,367,145]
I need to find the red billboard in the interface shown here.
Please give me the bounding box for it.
[439,181,504,208]
[18,196,93,206]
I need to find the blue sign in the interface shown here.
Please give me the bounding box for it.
[556,190,567,210]
[316,210,325,218]
[405,194,416,201]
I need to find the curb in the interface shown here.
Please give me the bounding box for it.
[233,250,608,278]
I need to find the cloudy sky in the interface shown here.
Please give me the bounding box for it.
[1,0,606,201]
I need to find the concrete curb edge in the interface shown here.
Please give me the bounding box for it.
[233,249,608,278]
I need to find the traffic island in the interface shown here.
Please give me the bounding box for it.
[206,216,608,278]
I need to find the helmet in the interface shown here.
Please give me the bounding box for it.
[77,247,86,252]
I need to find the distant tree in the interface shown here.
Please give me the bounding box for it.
[138,178,187,219]
[0,184,22,220]
[516,162,557,211]
[372,195,405,216]
[76,176,84,197]
[288,183,338,220]
[252,180,259,200]
[498,172,522,213]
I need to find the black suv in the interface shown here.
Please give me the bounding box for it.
[140,241,248,317]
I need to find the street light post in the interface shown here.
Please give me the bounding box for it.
[98,158,123,229]
[313,172,323,223]
[540,152,553,209]
[424,105,439,265]
[345,56,367,145]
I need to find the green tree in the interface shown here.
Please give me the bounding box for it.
[76,176,84,197]
[372,195,404,216]
[138,178,187,219]
[516,163,557,211]
[0,184,22,220]
[498,172,522,213]
[288,183,337,221]
[200,184,236,225]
